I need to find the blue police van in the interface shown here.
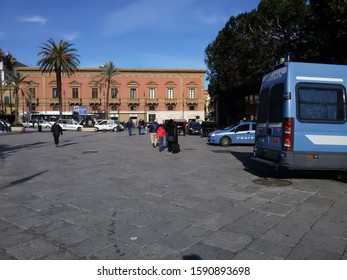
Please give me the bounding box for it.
[252,60,347,171]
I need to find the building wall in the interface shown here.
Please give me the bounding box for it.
[17,67,206,123]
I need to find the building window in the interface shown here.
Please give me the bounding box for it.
[52,104,59,110]
[72,87,79,99]
[189,88,195,99]
[149,105,156,111]
[167,105,174,111]
[52,88,58,98]
[111,88,118,98]
[130,105,137,111]
[167,88,174,99]
[29,87,36,99]
[189,105,195,110]
[149,88,155,99]
[4,96,9,105]
[111,105,118,111]
[92,88,98,99]
[32,104,36,111]
[130,88,136,99]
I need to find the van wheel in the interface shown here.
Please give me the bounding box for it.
[220,137,231,147]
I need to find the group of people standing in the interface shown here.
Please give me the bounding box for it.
[150,119,180,153]
[125,118,180,153]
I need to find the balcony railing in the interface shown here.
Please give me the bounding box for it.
[164,98,177,105]
[145,98,159,105]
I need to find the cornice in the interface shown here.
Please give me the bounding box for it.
[17,67,206,74]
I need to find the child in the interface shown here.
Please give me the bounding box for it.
[156,124,166,152]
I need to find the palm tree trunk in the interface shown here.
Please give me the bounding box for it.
[106,80,110,119]
[56,69,63,119]
[14,90,19,124]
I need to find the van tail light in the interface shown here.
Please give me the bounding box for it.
[283,118,294,151]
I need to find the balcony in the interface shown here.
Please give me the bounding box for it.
[125,98,140,105]
[109,98,121,105]
[164,98,177,105]
[145,98,159,105]
[186,98,199,105]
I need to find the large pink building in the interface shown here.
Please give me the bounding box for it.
[17,67,206,123]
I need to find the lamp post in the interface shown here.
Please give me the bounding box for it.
[103,90,106,119]
[0,60,3,114]
[182,91,185,120]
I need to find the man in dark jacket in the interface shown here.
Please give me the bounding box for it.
[51,120,63,147]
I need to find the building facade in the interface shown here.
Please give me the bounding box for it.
[13,67,206,123]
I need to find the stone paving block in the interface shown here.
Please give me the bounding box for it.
[177,242,235,260]
[0,218,13,230]
[149,215,192,235]
[299,229,347,255]
[256,202,295,217]
[67,234,117,257]
[192,212,235,231]
[233,248,276,260]
[246,238,292,259]
[89,239,141,260]
[203,230,253,253]
[0,226,37,249]
[155,231,200,250]
[135,243,178,260]
[7,238,58,259]
[126,227,167,247]
[0,248,17,259]
[270,190,312,206]
[38,247,83,260]
[90,218,139,240]
[286,244,340,260]
[9,212,59,230]
[222,211,282,238]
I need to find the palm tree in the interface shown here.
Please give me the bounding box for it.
[6,70,27,125]
[37,38,80,119]
[99,61,120,119]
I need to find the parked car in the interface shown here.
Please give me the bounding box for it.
[95,120,124,132]
[185,122,202,135]
[58,119,82,131]
[200,121,217,137]
[34,120,52,128]
[0,119,11,132]
[208,121,256,147]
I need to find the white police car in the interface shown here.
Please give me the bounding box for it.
[208,122,256,147]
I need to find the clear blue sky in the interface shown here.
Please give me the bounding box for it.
[0,0,259,70]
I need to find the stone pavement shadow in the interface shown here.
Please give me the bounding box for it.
[0,170,48,190]
[230,150,339,181]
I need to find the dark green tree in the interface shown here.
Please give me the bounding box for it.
[37,38,80,119]
[305,0,347,64]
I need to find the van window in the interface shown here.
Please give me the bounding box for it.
[297,83,346,123]
[257,88,269,123]
[268,83,284,123]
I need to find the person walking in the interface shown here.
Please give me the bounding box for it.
[166,119,180,153]
[126,118,133,136]
[149,120,159,148]
[51,120,63,147]
[156,124,166,152]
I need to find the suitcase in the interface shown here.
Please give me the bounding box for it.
[172,143,180,153]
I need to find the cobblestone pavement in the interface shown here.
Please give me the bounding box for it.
[0,129,346,260]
